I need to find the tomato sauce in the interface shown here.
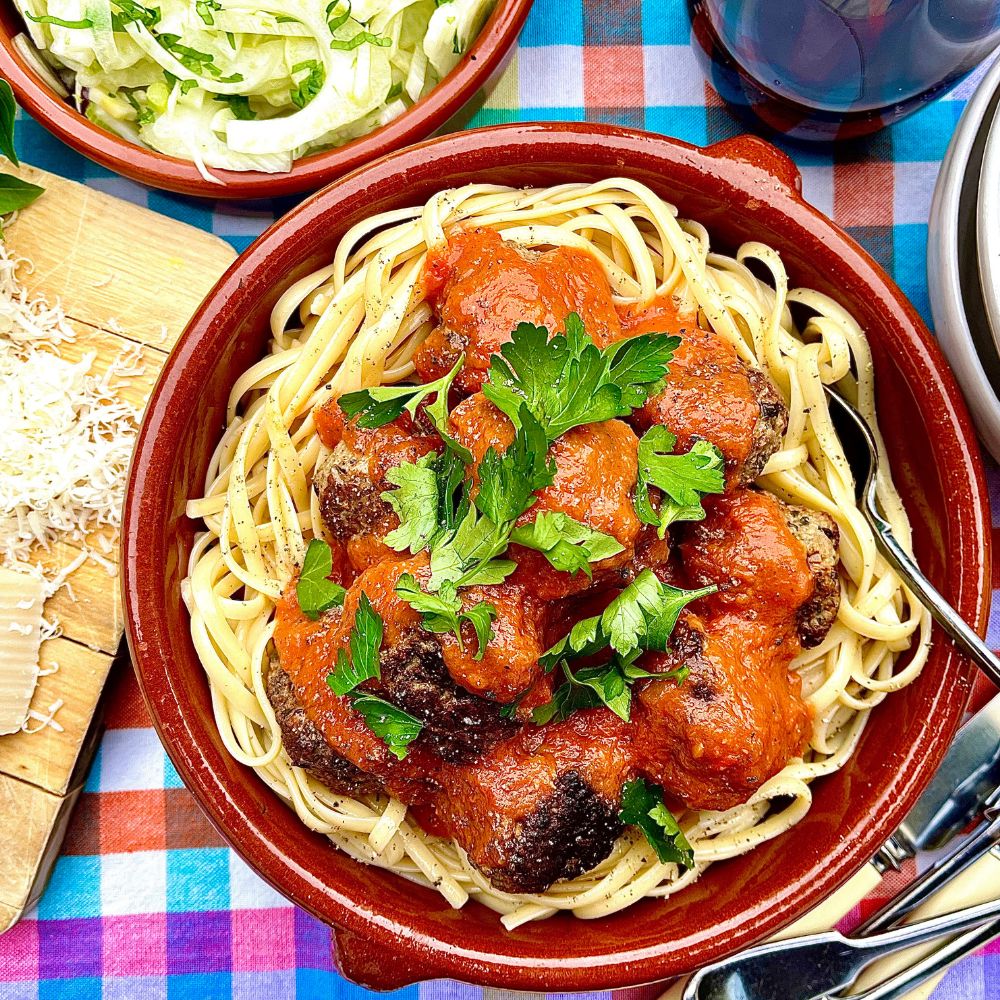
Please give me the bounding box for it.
[414,227,624,395]
[274,230,822,855]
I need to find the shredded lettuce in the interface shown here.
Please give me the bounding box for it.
[13,0,496,179]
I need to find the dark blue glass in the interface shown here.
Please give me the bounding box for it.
[688,0,1000,141]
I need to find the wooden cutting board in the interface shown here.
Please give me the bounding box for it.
[0,164,237,934]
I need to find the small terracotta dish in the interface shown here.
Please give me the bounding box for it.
[0,1,531,200]
[122,123,990,991]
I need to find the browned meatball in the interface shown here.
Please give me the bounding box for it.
[631,615,812,811]
[629,325,788,486]
[414,227,624,396]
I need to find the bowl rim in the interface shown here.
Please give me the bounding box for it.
[0,0,532,200]
[123,121,991,991]
[929,51,1000,460]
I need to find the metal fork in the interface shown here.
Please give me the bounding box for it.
[822,385,1000,688]
[682,388,1000,1000]
[682,896,1000,1000]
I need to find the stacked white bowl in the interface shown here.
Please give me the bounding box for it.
[929,55,1000,459]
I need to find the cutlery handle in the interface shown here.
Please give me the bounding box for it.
[856,811,1000,935]
[854,895,1000,963]
[657,865,884,1000]
[869,517,1000,688]
[851,922,1000,1000]
[842,849,1000,1000]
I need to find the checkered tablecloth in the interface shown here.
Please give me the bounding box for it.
[3,1,1000,997]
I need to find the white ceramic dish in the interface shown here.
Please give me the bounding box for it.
[928,54,1000,460]
[978,102,1000,361]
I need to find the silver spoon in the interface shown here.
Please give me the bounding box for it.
[682,895,1000,1000]
[822,385,1000,688]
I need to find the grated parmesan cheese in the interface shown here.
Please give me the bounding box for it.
[0,242,142,737]
[0,243,141,568]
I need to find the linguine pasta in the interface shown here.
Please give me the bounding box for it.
[183,178,931,928]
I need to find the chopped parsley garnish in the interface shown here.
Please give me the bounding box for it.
[532,570,713,723]
[326,0,352,31]
[296,539,347,620]
[483,313,678,443]
[339,357,471,462]
[381,448,466,555]
[510,511,624,579]
[330,31,392,51]
[540,569,715,667]
[347,693,423,760]
[634,426,725,537]
[195,0,222,25]
[474,406,555,524]
[289,61,325,109]
[111,0,161,30]
[533,652,688,725]
[24,12,94,28]
[163,72,198,95]
[158,34,242,82]
[327,592,382,694]
[213,94,255,120]
[619,778,695,869]
[321,587,424,759]
[395,573,496,658]
[123,89,155,125]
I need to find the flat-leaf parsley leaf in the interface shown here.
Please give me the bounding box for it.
[348,693,423,760]
[510,510,624,579]
[327,592,383,695]
[619,777,695,869]
[540,569,716,666]
[395,573,497,659]
[296,539,347,620]
[483,314,678,442]
[634,427,725,537]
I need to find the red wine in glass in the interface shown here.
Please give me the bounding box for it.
[688,0,1000,141]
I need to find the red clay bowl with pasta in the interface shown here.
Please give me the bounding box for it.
[0,0,531,200]
[122,123,990,990]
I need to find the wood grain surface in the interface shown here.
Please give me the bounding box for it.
[0,163,236,933]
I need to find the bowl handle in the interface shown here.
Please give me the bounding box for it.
[332,925,445,990]
[703,135,803,196]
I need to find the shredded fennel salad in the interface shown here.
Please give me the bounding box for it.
[13,0,496,178]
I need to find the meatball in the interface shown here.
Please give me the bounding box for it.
[314,417,439,574]
[377,631,517,763]
[450,393,642,600]
[267,658,383,796]
[632,614,812,811]
[430,710,629,893]
[680,488,840,647]
[632,326,788,486]
[782,504,841,647]
[414,227,624,395]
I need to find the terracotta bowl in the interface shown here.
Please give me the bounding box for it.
[0,1,531,199]
[122,123,991,991]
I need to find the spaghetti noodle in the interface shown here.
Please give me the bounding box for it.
[184,178,931,928]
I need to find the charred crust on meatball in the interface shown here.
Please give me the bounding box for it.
[315,442,390,541]
[668,617,706,660]
[783,504,840,647]
[743,367,789,484]
[266,658,384,797]
[479,771,624,894]
[376,632,517,763]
